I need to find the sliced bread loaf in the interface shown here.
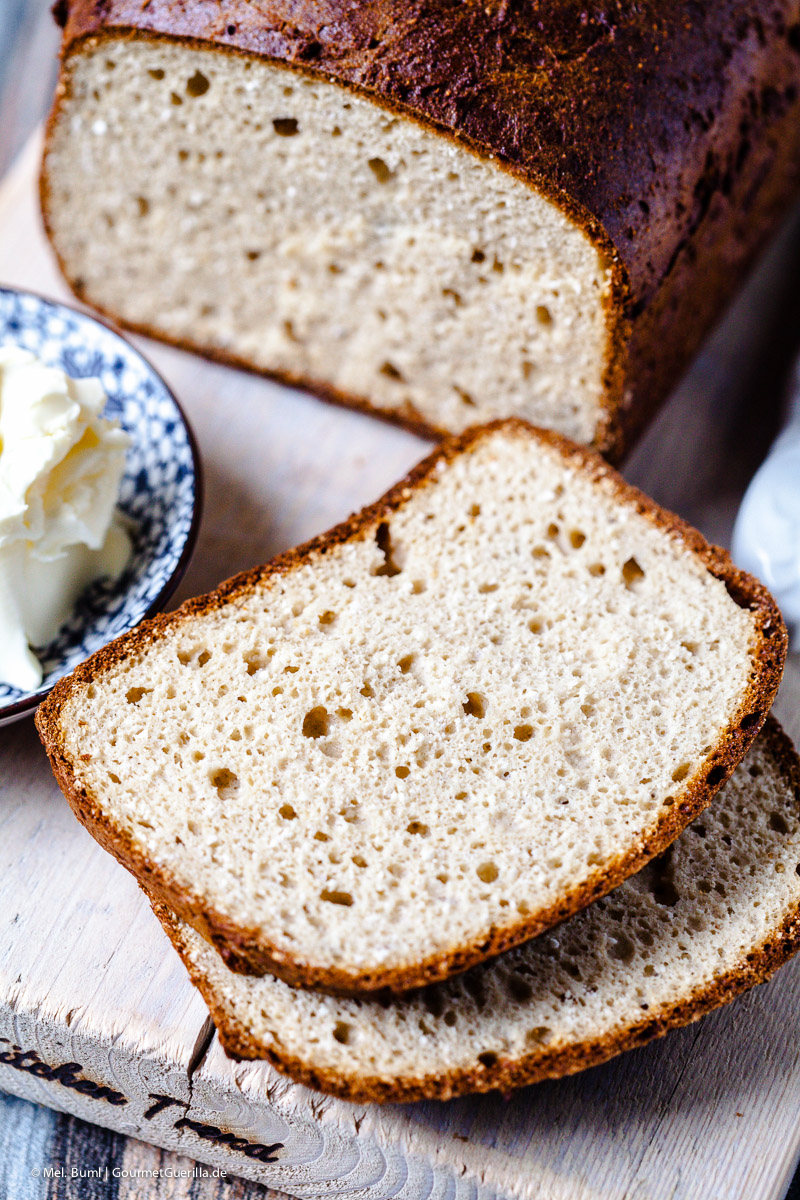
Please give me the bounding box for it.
[36,422,785,995]
[42,3,800,457]
[153,720,800,1103]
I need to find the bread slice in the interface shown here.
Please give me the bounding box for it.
[152,720,800,1103]
[42,4,800,458]
[36,422,785,995]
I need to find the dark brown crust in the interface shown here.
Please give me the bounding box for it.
[153,717,800,1104]
[36,420,787,994]
[42,2,800,461]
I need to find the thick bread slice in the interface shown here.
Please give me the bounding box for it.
[36,422,785,995]
[153,721,800,1104]
[42,3,800,458]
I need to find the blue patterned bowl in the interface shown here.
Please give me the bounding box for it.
[0,287,202,726]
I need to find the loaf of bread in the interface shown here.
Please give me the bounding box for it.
[43,3,800,457]
[36,422,785,995]
[152,721,800,1103]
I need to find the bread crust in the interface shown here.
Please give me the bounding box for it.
[36,421,787,995]
[151,716,800,1104]
[43,2,800,461]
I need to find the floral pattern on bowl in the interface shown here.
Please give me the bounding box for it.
[0,286,202,726]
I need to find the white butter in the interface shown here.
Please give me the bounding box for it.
[0,347,131,691]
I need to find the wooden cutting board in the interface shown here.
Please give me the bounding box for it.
[2,131,800,1200]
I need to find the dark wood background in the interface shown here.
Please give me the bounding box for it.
[1,5,799,1198]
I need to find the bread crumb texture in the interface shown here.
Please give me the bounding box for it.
[166,726,800,1100]
[57,427,760,984]
[44,38,610,442]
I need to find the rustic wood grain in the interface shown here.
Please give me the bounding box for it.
[3,105,800,1200]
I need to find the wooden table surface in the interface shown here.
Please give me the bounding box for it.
[2,8,800,1199]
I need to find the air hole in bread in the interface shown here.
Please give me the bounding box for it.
[536,304,553,325]
[671,762,691,783]
[398,654,414,674]
[506,973,533,1002]
[514,724,533,742]
[608,931,635,961]
[377,359,403,382]
[108,772,120,784]
[244,651,267,675]
[135,195,150,216]
[769,811,790,834]
[477,862,498,883]
[423,990,445,1018]
[125,687,151,704]
[373,522,402,576]
[321,889,353,906]
[360,682,375,698]
[479,582,499,594]
[463,692,487,719]
[526,1025,551,1045]
[706,764,726,787]
[333,1021,352,1044]
[569,529,586,549]
[529,618,543,633]
[148,68,164,80]
[463,974,487,1009]
[546,522,559,540]
[740,710,762,730]
[272,116,299,136]
[210,767,239,798]
[646,850,680,906]
[411,579,426,594]
[319,610,336,626]
[407,820,429,836]
[302,706,330,738]
[395,765,410,779]
[186,70,210,97]
[454,385,476,407]
[352,854,367,868]
[588,562,606,576]
[367,156,393,182]
[471,248,485,263]
[478,1051,498,1068]
[314,830,329,841]
[622,557,646,588]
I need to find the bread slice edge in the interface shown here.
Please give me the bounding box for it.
[151,717,800,1104]
[35,420,788,995]
[40,26,630,457]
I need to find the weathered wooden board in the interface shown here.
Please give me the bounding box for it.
[3,130,800,1199]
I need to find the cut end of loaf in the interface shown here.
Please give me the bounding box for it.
[158,720,800,1103]
[42,36,614,444]
[36,421,787,996]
